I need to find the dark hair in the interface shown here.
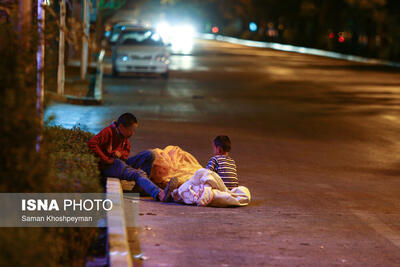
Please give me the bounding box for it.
[117,113,138,127]
[213,135,231,152]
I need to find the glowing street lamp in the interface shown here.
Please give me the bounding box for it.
[212,26,219,34]
[249,22,258,32]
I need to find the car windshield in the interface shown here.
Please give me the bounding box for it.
[118,30,164,46]
[110,24,135,42]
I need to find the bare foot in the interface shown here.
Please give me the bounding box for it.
[158,190,166,201]
[172,192,181,202]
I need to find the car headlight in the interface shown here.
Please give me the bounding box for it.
[119,55,129,62]
[155,54,168,62]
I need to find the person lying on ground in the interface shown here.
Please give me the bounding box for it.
[87,112,179,201]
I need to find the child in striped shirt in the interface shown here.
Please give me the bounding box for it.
[206,135,239,190]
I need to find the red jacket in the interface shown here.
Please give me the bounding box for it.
[88,122,130,168]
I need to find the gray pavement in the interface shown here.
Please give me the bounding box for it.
[46,39,400,266]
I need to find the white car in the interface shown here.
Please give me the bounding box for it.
[112,27,170,78]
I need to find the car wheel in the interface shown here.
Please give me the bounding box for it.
[161,72,169,79]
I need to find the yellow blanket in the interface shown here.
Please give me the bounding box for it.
[150,146,251,207]
[150,145,203,188]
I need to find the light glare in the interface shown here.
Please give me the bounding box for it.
[156,23,195,54]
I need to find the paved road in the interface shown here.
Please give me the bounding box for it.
[46,39,400,266]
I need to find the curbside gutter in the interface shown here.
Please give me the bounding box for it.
[106,178,133,267]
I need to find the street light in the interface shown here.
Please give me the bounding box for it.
[249,22,258,32]
[212,26,219,33]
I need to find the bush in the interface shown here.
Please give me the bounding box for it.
[0,5,105,266]
[0,125,104,266]
[44,126,102,193]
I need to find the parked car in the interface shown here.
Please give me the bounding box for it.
[112,27,170,78]
[106,21,141,46]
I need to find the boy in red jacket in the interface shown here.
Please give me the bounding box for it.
[88,113,177,201]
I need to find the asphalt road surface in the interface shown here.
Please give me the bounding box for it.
[46,39,400,266]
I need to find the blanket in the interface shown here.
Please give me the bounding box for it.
[149,146,251,207]
[172,168,251,207]
[150,145,202,188]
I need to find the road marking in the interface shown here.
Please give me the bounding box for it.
[381,115,399,122]
[351,210,400,249]
[317,183,400,249]
[169,66,209,71]
[196,66,210,71]
[316,183,333,189]
[224,67,242,72]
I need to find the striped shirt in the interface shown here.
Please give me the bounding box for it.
[206,155,239,189]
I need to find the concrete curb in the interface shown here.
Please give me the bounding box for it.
[198,33,400,68]
[106,178,133,267]
[66,95,103,105]
[46,90,103,105]
[45,91,68,103]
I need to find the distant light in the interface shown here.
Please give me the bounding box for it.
[151,33,161,41]
[249,22,258,32]
[338,36,345,43]
[156,22,170,41]
[166,25,195,54]
[212,26,219,34]
[105,31,111,37]
[329,32,335,39]
[121,26,126,31]
[122,56,128,61]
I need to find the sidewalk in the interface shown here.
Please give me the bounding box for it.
[46,54,104,105]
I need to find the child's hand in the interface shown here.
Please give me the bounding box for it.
[105,158,115,165]
[114,151,122,158]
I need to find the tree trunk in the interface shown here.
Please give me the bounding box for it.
[81,0,89,80]
[19,0,31,39]
[57,0,66,95]
[36,0,45,151]
[96,3,103,49]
